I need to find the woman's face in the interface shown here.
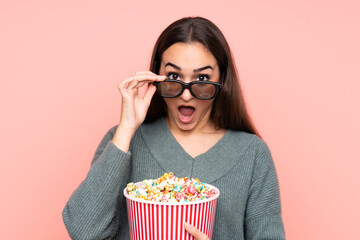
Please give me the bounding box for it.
[159,42,220,132]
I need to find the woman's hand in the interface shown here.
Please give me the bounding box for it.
[184,222,211,240]
[118,71,166,129]
[112,71,166,152]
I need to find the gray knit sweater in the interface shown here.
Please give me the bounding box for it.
[63,117,285,239]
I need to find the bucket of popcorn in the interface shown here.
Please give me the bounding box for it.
[123,173,220,240]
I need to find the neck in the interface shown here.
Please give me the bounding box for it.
[165,116,218,137]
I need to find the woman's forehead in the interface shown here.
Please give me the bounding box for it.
[161,42,218,71]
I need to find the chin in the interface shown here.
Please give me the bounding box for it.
[175,119,197,131]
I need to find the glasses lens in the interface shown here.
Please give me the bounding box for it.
[191,82,216,99]
[157,81,183,97]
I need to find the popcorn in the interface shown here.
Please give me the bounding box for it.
[126,172,217,202]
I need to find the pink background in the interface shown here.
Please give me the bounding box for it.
[1,0,359,239]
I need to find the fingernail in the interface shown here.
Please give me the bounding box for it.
[184,222,191,228]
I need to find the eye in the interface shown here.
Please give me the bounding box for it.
[197,74,210,81]
[167,72,180,80]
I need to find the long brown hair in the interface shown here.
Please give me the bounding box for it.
[145,16,260,137]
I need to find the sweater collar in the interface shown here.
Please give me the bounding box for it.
[139,117,253,184]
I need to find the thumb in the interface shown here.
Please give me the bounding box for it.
[184,222,210,240]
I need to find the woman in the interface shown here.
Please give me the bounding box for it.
[63,17,286,240]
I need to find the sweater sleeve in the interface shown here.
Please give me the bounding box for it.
[62,126,131,240]
[244,139,286,240]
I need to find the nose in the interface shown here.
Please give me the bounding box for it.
[180,88,193,101]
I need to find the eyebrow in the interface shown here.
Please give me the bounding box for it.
[164,62,214,72]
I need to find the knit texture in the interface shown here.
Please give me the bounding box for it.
[63,118,286,239]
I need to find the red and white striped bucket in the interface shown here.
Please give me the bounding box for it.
[124,184,219,240]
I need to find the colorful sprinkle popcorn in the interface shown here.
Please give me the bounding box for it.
[126,172,217,202]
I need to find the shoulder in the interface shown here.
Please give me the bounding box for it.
[225,130,274,169]
[226,130,269,152]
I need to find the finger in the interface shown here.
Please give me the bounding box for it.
[127,79,155,90]
[132,74,166,81]
[184,222,210,240]
[119,75,166,91]
[123,75,164,87]
[119,76,150,90]
[134,71,166,79]
[129,75,166,89]
[134,71,157,76]
[119,76,137,88]
[135,75,166,88]
[135,80,153,88]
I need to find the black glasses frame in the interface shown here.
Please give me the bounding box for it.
[153,79,222,100]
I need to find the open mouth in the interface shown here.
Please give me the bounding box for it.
[178,106,195,123]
